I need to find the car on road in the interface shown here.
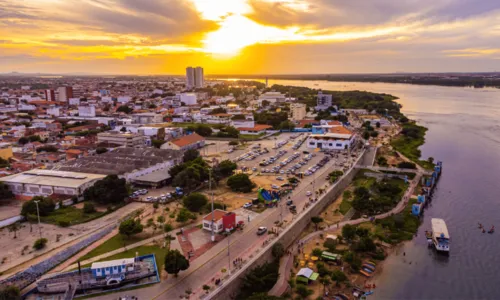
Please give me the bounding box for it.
[286,200,293,206]
[306,191,312,196]
[271,184,279,189]
[257,227,268,235]
[243,202,253,209]
[276,176,284,181]
[146,196,153,201]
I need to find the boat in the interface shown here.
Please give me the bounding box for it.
[431,218,450,252]
[359,269,373,277]
[362,263,375,272]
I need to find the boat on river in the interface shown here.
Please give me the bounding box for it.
[431,218,450,252]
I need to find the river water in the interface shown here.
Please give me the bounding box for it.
[233,79,500,299]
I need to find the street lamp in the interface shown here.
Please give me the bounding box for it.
[226,231,231,274]
[209,168,215,242]
[34,200,42,238]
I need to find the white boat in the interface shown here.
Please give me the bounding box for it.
[431,218,450,252]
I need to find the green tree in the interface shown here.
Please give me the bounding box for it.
[151,139,165,148]
[279,120,295,131]
[342,224,357,241]
[8,222,21,239]
[157,215,165,224]
[311,216,323,230]
[240,262,279,298]
[330,270,347,286]
[83,175,128,204]
[96,147,108,154]
[376,121,381,128]
[33,237,48,250]
[312,247,323,257]
[428,157,435,164]
[370,131,379,138]
[261,100,270,107]
[295,284,313,299]
[272,242,285,259]
[215,160,237,177]
[183,149,200,163]
[194,124,213,137]
[202,284,211,294]
[0,157,10,168]
[119,219,143,238]
[21,196,55,217]
[83,202,96,214]
[117,105,133,114]
[247,293,284,300]
[183,193,208,212]
[164,249,190,276]
[227,174,255,193]
[323,239,336,252]
[224,126,239,138]
[163,223,173,233]
[176,208,195,223]
[18,136,29,145]
[377,156,388,166]
[397,161,417,169]
[172,167,202,191]
[319,275,330,294]
[363,131,370,140]
[0,285,21,300]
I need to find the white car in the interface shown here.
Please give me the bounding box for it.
[306,191,312,196]
[146,196,153,201]
[276,176,284,181]
[271,184,280,189]
[243,202,253,209]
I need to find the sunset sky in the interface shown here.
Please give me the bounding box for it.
[1,0,499,74]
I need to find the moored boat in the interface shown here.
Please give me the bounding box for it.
[431,218,450,252]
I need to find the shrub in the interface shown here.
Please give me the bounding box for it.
[176,208,195,223]
[183,193,208,212]
[312,248,323,257]
[163,223,173,233]
[33,238,48,250]
[83,202,96,214]
[397,161,417,169]
[58,220,70,227]
[227,174,255,193]
[21,196,55,217]
[228,141,238,146]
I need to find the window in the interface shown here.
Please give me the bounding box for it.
[309,142,315,145]
[336,143,342,147]
[218,224,223,229]
[329,143,333,146]
[204,223,210,228]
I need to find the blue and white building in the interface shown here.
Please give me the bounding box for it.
[91,258,135,278]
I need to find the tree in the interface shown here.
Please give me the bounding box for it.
[157,215,165,224]
[228,140,238,146]
[119,219,143,238]
[397,161,417,169]
[295,284,313,299]
[151,139,165,148]
[176,208,195,223]
[117,105,133,114]
[356,236,376,252]
[215,160,237,177]
[279,120,295,131]
[183,193,208,212]
[319,275,330,294]
[363,131,370,140]
[224,126,239,138]
[153,202,159,211]
[227,174,255,193]
[370,131,379,138]
[202,284,211,294]
[164,249,189,276]
[304,123,313,128]
[194,124,213,137]
[33,237,48,250]
[96,147,108,154]
[342,224,357,241]
[183,149,200,163]
[173,167,202,191]
[247,294,284,300]
[21,196,55,217]
[312,247,323,257]
[209,107,227,114]
[428,157,435,164]
[120,126,127,132]
[311,216,323,230]
[83,175,128,204]
[272,242,285,259]
[0,157,9,168]
[0,182,13,201]
[0,285,20,300]
[261,100,270,107]
[18,136,29,145]
[330,270,347,286]
[8,222,20,239]
[377,156,388,166]
[163,223,173,233]
[323,239,336,252]
[376,121,381,128]
[83,202,96,214]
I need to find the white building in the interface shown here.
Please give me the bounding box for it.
[69,98,80,106]
[307,126,355,150]
[131,113,163,124]
[290,103,306,121]
[78,105,96,117]
[179,93,197,106]
[101,96,113,103]
[97,132,148,147]
[316,91,333,110]
[117,96,131,103]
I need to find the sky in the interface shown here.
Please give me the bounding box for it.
[1,0,500,75]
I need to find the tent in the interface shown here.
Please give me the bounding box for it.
[296,267,319,284]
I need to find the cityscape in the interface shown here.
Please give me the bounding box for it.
[1,1,500,300]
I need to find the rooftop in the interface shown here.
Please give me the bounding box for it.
[237,124,272,131]
[170,133,205,148]
[91,258,135,270]
[0,169,106,188]
[203,209,228,222]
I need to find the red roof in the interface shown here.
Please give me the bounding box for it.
[327,121,342,126]
[203,209,228,222]
[171,133,205,147]
[237,124,272,132]
[329,126,353,135]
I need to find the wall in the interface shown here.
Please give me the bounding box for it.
[208,150,366,300]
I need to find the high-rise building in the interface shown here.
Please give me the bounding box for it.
[44,89,55,101]
[57,86,73,102]
[186,66,204,89]
[290,103,306,121]
[316,91,333,110]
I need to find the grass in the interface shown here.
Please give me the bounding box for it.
[39,205,107,227]
[80,245,168,272]
[391,123,435,170]
[339,199,352,215]
[239,133,266,140]
[79,233,148,261]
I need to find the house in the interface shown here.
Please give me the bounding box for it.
[161,133,205,151]
[202,209,236,233]
[306,126,355,150]
[237,124,273,135]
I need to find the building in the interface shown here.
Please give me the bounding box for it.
[91,258,135,278]
[258,92,286,105]
[290,103,306,121]
[0,142,13,160]
[131,113,163,124]
[0,169,106,197]
[186,66,204,89]
[44,89,55,101]
[46,107,60,117]
[202,209,236,233]
[97,132,147,147]
[358,114,392,127]
[54,147,183,184]
[238,124,273,135]
[306,126,355,150]
[316,91,333,110]
[57,86,73,102]
[78,105,96,117]
[161,133,205,151]
[179,93,197,106]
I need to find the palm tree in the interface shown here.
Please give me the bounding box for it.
[8,222,20,239]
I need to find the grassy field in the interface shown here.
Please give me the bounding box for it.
[79,233,148,261]
[373,198,420,244]
[391,123,435,170]
[81,245,168,272]
[339,199,352,215]
[39,205,107,227]
[239,133,266,140]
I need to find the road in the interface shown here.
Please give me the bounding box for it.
[93,136,365,300]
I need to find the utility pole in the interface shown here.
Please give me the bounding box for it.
[209,168,215,242]
[227,232,231,274]
[34,200,42,238]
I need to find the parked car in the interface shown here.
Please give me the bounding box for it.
[276,176,284,181]
[306,191,312,196]
[286,200,293,206]
[271,184,279,189]
[243,202,253,209]
[257,227,268,235]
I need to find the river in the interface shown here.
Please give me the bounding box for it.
[230,79,500,299]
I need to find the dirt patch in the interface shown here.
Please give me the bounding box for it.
[320,194,346,226]
[0,198,24,220]
[200,185,257,212]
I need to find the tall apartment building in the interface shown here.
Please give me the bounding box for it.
[186,66,204,89]
[57,86,73,102]
[316,91,333,110]
[44,89,55,101]
[290,103,306,121]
